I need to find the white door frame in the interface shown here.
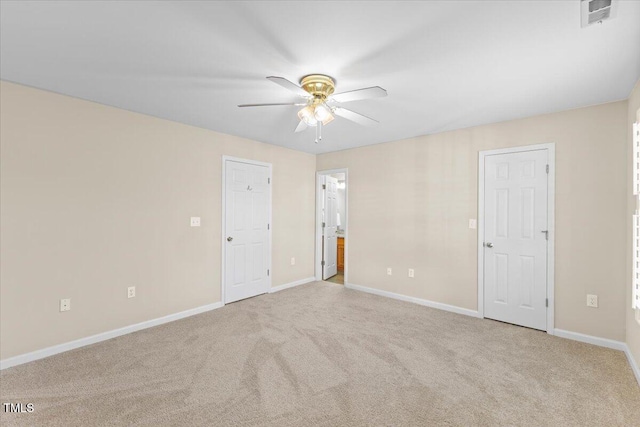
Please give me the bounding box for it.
[221,156,273,305]
[315,168,348,283]
[477,143,555,334]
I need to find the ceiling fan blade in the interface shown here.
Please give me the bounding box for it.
[331,86,387,103]
[266,76,310,98]
[333,107,379,126]
[294,120,308,133]
[238,102,306,107]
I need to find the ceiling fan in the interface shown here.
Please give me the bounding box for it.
[238,75,387,143]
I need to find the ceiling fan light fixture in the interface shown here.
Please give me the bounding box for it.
[321,112,334,126]
[314,104,331,122]
[240,74,386,142]
[298,106,317,126]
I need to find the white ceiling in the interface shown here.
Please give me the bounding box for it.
[2,1,639,154]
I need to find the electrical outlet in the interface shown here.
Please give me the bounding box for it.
[387,268,392,276]
[408,268,415,278]
[469,219,477,229]
[128,286,136,298]
[291,257,296,266]
[587,294,598,308]
[190,217,201,227]
[60,298,71,312]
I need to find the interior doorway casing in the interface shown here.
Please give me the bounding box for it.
[221,156,273,305]
[477,143,555,334]
[316,169,348,284]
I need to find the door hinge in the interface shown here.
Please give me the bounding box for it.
[267,269,270,276]
[268,177,270,184]
[267,223,270,230]
[321,260,325,266]
[322,184,326,190]
[322,222,325,228]
[545,298,548,307]
[546,164,549,174]
[541,230,548,240]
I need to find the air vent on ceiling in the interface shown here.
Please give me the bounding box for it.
[581,0,618,28]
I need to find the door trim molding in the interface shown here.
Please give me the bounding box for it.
[221,156,273,305]
[477,143,555,334]
[315,168,348,284]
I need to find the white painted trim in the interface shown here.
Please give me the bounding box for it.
[477,153,485,319]
[345,280,640,386]
[315,173,322,281]
[347,280,640,386]
[345,282,482,318]
[547,145,556,334]
[553,329,626,351]
[221,156,273,305]
[554,330,640,386]
[624,346,640,387]
[269,276,316,293]
[0,302,224,370]
[477,143,556,334]
[315,168,348,285]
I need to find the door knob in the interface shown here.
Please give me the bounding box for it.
[485,242,493,248]
[227,237,233,242]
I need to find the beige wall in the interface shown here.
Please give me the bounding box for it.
[318,101,628,341]
[627,79,640,368]
[1,79,634,361]
[0,81,316,360]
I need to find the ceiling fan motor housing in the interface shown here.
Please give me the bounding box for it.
[300,74,335,102]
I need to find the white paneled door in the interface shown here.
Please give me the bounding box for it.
[323,176,338,279]
[484,149,548,330]
[224,159,270,304]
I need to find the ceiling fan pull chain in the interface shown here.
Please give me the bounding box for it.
[319,121,322,141]
[315,122,318,143]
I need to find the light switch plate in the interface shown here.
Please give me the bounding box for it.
[387,268,392,276]
[190,217,201,227]
[60,298,71,312]
[408,268,415,278]
[469,219,477,229]
[587,294,598,308]
[291,257,296,266]
[128,286,136,298]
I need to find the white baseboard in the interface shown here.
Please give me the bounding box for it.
[624,346,640,387]
[345,282,481,318]
[0,301,224,371]
[552,329,640,387]
[269,276,315,293]
[553,329,627,351]
[3,284,638,389]
[345,283,639,386]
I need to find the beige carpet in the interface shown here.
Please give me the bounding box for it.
[1,281,638,426]
[325,272,344,285]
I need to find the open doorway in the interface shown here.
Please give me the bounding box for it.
[316,169,347,285]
